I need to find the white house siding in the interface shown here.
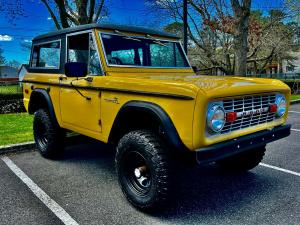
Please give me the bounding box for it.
[282,52,300,74]
[0,66,18,79]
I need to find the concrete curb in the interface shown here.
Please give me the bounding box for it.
[0,141,36,155]
[290,100,300,105]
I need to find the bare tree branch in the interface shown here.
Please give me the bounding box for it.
[88,0,95,23]
[93,0,105,22]
[40,0,61,29]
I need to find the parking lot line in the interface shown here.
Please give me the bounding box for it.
[1,156,79,225]
[289,111,300,114]
[291,128,300,132]
[260,163,300,177]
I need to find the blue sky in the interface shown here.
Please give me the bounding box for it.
[0,0,284,65]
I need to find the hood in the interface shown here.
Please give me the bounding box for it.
[101,73,290,100]
[135,74,290,99]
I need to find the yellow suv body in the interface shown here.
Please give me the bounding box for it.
[23,24,291,210]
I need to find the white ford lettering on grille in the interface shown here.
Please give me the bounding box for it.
[236,107,269,118]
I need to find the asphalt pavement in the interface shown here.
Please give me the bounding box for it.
[0,104,299,225]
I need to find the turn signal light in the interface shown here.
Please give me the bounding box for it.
[226,112,237,122]
[269,104,278,113]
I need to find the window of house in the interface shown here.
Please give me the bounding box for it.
[31,40,61,69]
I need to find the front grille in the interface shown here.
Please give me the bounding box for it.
[221,94,277,134]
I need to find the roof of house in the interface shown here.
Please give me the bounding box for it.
[33,23,179,41]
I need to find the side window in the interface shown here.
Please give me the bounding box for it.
[89,34,102,75]
[31,41,61,69]
[67,32,102,75]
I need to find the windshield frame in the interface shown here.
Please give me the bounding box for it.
[98,31,191,69]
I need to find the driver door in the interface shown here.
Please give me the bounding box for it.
[59,31,103,134]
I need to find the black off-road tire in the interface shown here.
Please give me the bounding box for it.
[115,130,172,210]
[216,146,266,172]
[33,109,65,159]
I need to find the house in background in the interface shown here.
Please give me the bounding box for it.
[282,51,300,74]
[0,66,18,82]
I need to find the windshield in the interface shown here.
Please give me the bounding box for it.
[100,33,190,68]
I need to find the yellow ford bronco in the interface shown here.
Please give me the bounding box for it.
[23,24,291,210]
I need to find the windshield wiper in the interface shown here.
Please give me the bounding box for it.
[146,34,167,47]
[114,30,141,42]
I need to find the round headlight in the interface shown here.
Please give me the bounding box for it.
[275,94,286,117]
[207,104,226,133]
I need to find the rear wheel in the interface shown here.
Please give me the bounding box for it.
[115,130,172,210]
[33,109,65,159]
[216,146,266,172]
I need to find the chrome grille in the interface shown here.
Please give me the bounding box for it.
[221,94,276,134]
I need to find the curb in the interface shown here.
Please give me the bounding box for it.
[0,141,36,155]
[290,100,300,105]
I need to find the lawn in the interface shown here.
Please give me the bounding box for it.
[0,84,22,95]
[0,113,33,146]
[291,94,300,101]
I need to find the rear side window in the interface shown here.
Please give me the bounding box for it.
[31,41,61,69]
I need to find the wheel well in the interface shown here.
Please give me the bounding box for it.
[108,101,186,152]
[28,89,59,127]
[108,108,162,145]
[28,91,49,114]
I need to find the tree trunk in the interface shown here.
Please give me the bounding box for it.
[234,16,249,76]
[231,0,252,76]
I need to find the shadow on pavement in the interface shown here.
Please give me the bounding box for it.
[60,139,281,221]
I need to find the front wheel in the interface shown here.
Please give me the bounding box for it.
[216,146,266,172]
[33,109,65,159]
[115,130,172,210]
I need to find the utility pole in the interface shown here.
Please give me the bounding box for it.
[183,0,188,54]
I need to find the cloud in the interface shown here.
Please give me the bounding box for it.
[47,17,52,20]
[23,39,32,43]
[0,35,13,41]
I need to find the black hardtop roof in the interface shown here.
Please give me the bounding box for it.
[33,23,179,41]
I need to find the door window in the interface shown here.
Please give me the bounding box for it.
[67,32,102,75]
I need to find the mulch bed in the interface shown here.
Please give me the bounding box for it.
[0,94,26,114]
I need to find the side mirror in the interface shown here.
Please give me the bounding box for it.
[65,62,87,77]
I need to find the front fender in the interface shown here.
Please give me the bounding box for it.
[110,100,187,150]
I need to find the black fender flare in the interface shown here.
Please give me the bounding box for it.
[110,101,187,150]
[28,88,59,126]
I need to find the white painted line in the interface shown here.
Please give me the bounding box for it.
[291,128,300,132]
[1,156,79,225]
[260,163,300,177]
[289,111,300,114]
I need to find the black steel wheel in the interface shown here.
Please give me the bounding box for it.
[33,109,65,159]
[115,130,172,210]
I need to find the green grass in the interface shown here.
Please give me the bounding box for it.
[0,113,33,146]
[0,85,22,95]
[291,95,300,101]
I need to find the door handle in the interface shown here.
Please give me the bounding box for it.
[85,77,93,82]
[59,76,67,81]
